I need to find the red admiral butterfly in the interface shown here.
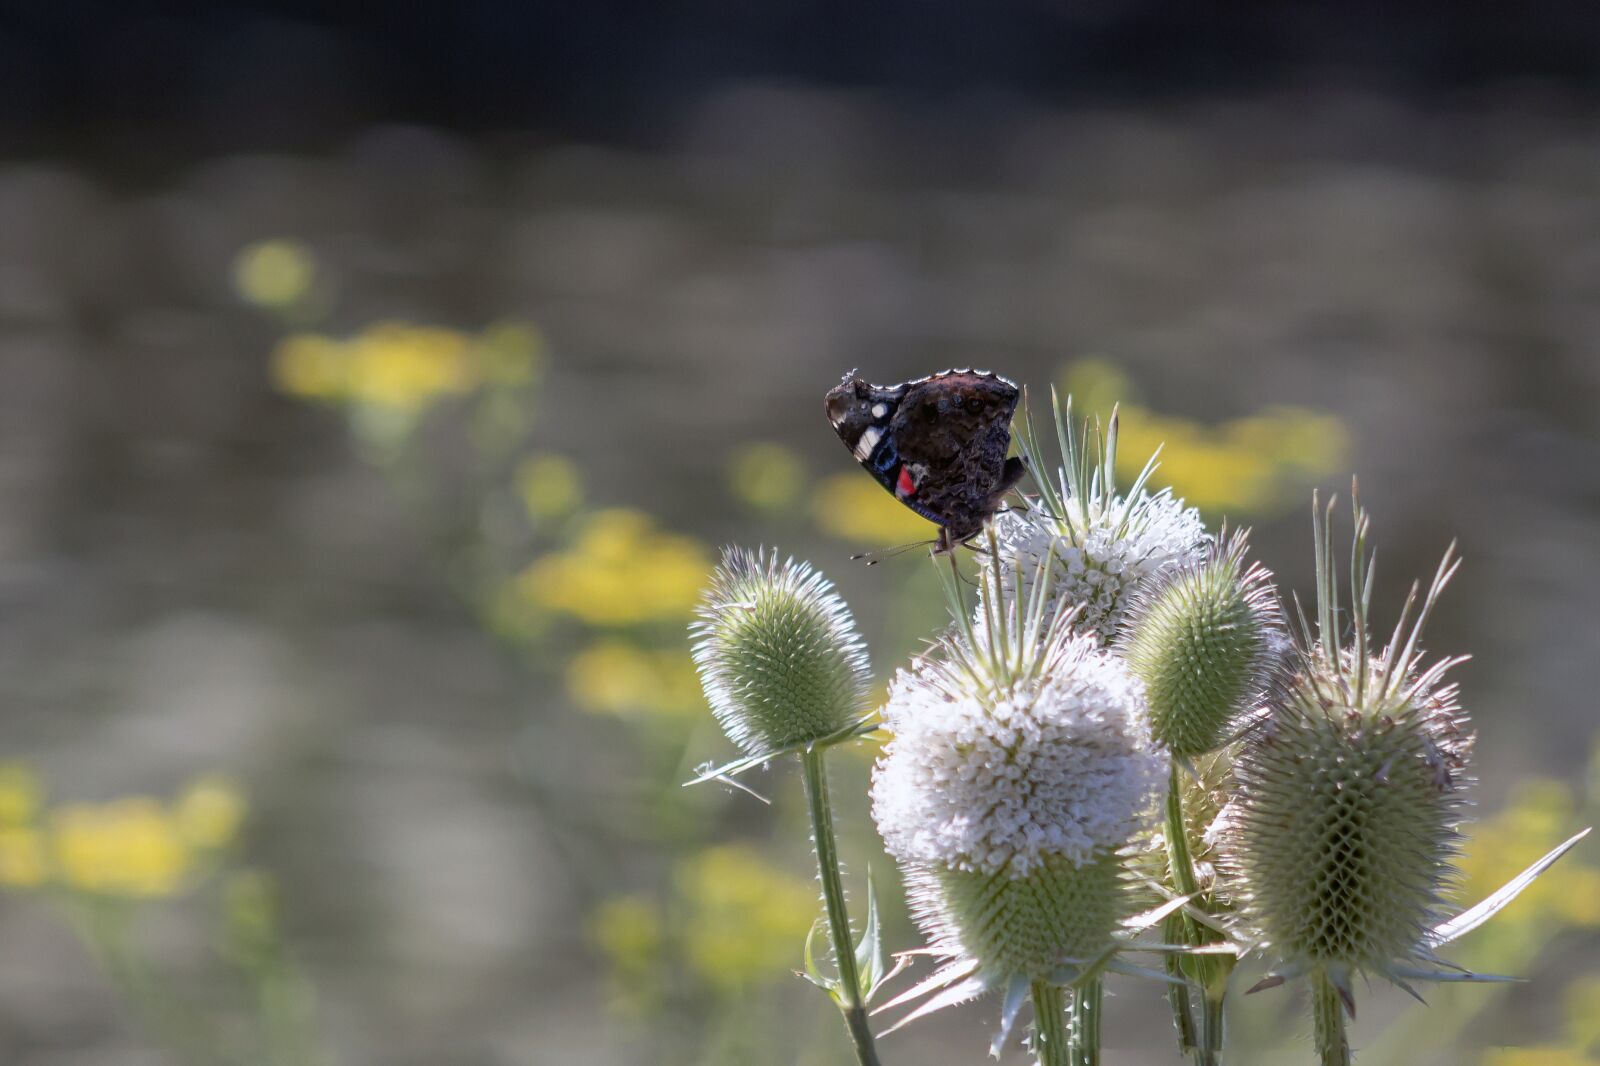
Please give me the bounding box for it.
[825,368,1026,553]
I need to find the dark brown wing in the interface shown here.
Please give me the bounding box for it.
[885,371,1021,540]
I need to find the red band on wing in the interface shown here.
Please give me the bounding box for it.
[896,467,916,497]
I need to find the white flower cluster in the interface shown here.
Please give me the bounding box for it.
[986,491,1209,644]
[871,631,1163,877]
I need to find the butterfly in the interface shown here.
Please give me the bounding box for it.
[824,368,1026,554]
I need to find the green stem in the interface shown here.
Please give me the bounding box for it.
[1030,981,1071,1066]
[1069,978,1102,1066]
[1163,913,1198,1055]
[1312,970,1351,1066]
[246,954,325,1066]
[1198,992,1226,1066]
[1164,763,1227,1066]
[1164,762,1202,907]
[74,899,225,1066]
[801,748,880,1066]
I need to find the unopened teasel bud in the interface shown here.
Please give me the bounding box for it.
[1119,531,1283,758]
[690,547,870,757]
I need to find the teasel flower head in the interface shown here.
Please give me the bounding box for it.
[984,392,1208,646]
[690,547,871,760]
[1222,491,1590,1013]
[1118,529,1287,759]
[870,542,1172,1051]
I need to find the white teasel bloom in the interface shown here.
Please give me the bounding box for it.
[983,392,1208,646]
[873,630,1159,878]
[870,549,1172,1053]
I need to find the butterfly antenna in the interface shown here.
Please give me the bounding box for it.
[850,539,940,566]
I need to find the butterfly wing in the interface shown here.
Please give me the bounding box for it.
[824,373,910,496]
[825,369,1024,543]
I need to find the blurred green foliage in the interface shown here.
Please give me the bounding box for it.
[0,764,325,1065]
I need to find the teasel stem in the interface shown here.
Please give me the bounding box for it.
[1164,937,1199,1055]
[1069,978,1102,1066]
[1198,994,1226,1064]
[1031,981,1071,1066]
[802,747,880,1066]
[1312,969,1351,1066]
[1163,763,1226,1066]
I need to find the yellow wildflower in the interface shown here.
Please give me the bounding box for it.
[729,443,806,513]
[51,798,190,898]
[591,894,664,973]
[811,472,937,544]
[566,641,703,718]
[590,894,668,1018]
[0,763,40,825]
[1449,778,1600,986]
[675,846,817,993]
[272,318,547,416]
[1556,867,1600,927]
[517,453,582,521]
[271,333,347,400]
[0,826,47,888]
[518,509,710,627]
[1059,357,1134,415]
[475,320,545,386]
[175,776,247,851]
[271,322,482,413]
[344,322,475,411]
[234,239,315,310]
[1058,360,1350,517]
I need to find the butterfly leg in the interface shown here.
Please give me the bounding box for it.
[996,455,1027,496]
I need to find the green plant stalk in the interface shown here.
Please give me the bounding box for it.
[1163,764,1228,1066]
[1031,981,1071,1066]
[75,898,222,1066]
[1069,978,1102,1066]
[1163,913,1198,1055]
[801,747,881,1066]
[242,951,325,1066]
[1311,970,1350,1066]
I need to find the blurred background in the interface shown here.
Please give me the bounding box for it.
[1,3,1599,1064]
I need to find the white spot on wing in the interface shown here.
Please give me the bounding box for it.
[853,426,882,461]
[871,403,887,418]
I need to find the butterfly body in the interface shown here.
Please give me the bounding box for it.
[825,368,1025,552]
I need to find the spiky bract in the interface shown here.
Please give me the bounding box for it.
[1144,749,1240,903]
[906,853,1127,983]
[1119,532,1284,757]
[993,391,1208,645]
[1224,496,1475,986]
[691,547,870,757]
[1229,665,1471,972]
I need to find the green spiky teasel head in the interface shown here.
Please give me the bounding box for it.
[870,547,1166,1048]
[984,391,1210,647]
[905,852,1128,985]
[1119,531,1285,758]
[1224,495,1476,993]
[690,547,871,758]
